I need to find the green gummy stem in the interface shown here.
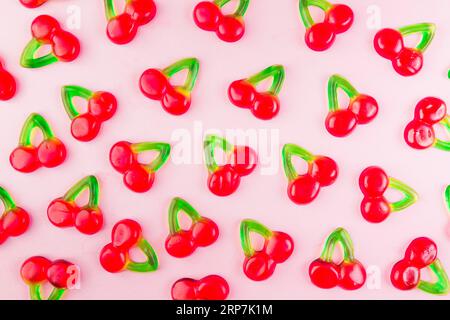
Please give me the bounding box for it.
[61,86,93,120]
[282,144,315,181]
[168,197,202,234]
[247,65,285,95]
[299,0,332,29]
[19,113,55,146]
[204,135,233,173]
[320,228,355,262]
[388,178,418,212]
[0,187,16,212]
[398,23,435,52]
[434,117,450,151]
[445,185,450,213]
[20,39,58,69]
[126,238,159,272]
[162,58,199,92]
[417,259,450,295]
[64,176,100,207]
[30,284,65,300]
[214,0,250,17]
[328,75,359,112]
[104,0,117,20]
[131,142,171,172]
[240,219,273,257]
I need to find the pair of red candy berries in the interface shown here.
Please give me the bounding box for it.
[374,24,435,77]
[359,166,418,224]
[309,228,366,290]
[109,141,170,193]
[165,198,219,258]
[404,97,449,150]
[21,256,78,300]
[172,275,229,300]
[47,176,103,235]
[193,0,248,43]
[204,136,258,197]
[100,219,158,273]
[325,75,378,138]
[10,114,67,173]
[105,0,157,45]
[282,144,338,205]
[240,220,294,281]
[228,65,285,121]
[391,237,449,295]
[21,15,80,68]
[62,85,118,142]
[300,1,354,51]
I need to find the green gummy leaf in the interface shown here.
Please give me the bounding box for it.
[282,144,315,181]
[388,177,418,212]
[61,85,93,119]
[168,197,202,234]
[240,219,273,257]
[126,239,159,272]
[20,39,57,69]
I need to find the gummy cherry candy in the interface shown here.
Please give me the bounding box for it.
[47,176,103,235]
[404,97,450,151]
[21,15,80,68]
[19,0,49,8]
[104,0,157,44]
[390,260,420,291]
[172,275,229,300]
[21,256,79,300]
[374,23,435,76]
[228,65,285,120]
[0,60,17,101]
[165,197,219,258]
[325,4,353,33]
[61,85,117,141]
[230,145,258,176]
[99,219,158,273]
[414,97,447,125]
[240,219,293,281]
[282,143,338,205]
[204,135,258,196]
[10,113,66,173]
[193,1,221,31]
[404,237,437,269]
[106,14,137,45]
[299,0,353,51]
[207,164,241,196]
[374,28,404,60]
[46,260,78,289]
[140,58,200,115]
[110,141,170,193]
[125,0,157,25]
[326,75,378,137]
[21,256,51,285]
[0,187,30,245]
[193,0,249,42]
[391,237,449,295]
[309,228,366,290]
[359,166,418,223]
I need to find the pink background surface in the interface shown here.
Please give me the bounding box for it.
[0,0,449,300]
